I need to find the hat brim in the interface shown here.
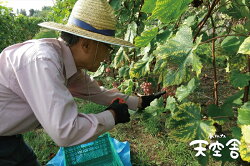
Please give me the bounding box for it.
[38,22,135,48]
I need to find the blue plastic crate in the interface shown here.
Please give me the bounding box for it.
[63,133,123,166]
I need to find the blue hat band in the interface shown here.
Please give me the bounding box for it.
[69,17,115,37]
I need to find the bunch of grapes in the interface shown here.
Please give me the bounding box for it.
[112,82,119,88]
[140,82,153,95]
[161,86,176,99]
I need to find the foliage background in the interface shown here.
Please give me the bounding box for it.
[1,0,250,165]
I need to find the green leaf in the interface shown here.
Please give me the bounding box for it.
[230,71,250,88]
[241,125,250,144]
[149,0,193,24]
[165,96,177,114]
[124,21,137,43]
[135,27,158,47]
[118,79,134,95]
[113,47,125,69]
[221,36,246,54]
[155,26,202,85]
[176,78,197,102]
[207,104,233,121]
[109,0,122,10]
[231,126,242,141]
[118,66,130,79]
[197,152,209,166]
[141,0,157,13]
[239,137,250,162]
[145,97,165,116]
[129,55,154,78]
[238,37,250,55]
[238,102,250,125]
[153,58,167,73]
[169,102,216,142]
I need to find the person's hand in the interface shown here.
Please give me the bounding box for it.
[106,99,130,124]
[140,91,166,110]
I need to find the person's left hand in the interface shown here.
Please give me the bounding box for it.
[139,91,166,110]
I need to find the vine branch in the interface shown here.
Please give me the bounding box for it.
[200,34,248,45]
[210,15,219,106]
[193,0,220,43]
[243,55,250,103]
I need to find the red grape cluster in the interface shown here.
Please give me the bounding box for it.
[140,82,153,95]
[112,82,119,88]
[161,86,176,99]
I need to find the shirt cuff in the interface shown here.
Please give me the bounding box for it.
[126,96,139,110]
[95,110,115,131]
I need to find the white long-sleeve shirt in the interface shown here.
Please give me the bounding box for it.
[0,38,138,146]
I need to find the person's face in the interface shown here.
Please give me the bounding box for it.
[72,38,112,72]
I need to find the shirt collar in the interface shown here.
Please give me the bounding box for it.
[58,39,77,79]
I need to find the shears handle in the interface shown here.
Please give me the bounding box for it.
[111,97,126,104]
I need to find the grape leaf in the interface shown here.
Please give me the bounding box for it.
[149,0,193,24]
[141,0,157,13]
[238,37,250,55]
[169,102,216,142]
[155,26,202,85]
[176,78,197,102]
[113,47,125,69]
[145,97,165,116]
[242,125,250,144]
[165,96,177,114]
[118,66,130,79]
[124,21,137,43]
[238,102,250,125]
[109,0,122,10]
[239,137,250,162]
[231,126,242,141]
[221,36,246,54]
[230,71,250,88]
[135,27,158,47]
[207,104,233,122]
[118,79,134,95]
[129,55,154,78]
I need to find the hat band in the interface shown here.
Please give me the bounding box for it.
[68,17,115,37]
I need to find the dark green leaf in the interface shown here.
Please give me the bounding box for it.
[221,36,246,54]
[230,71,250,88]
[231,126,242,140]
[109,0,122,10]
[207,104,233,121]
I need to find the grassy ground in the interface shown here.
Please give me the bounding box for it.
[24,101,201,166]
[24,99,240,166]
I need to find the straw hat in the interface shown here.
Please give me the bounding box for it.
[38,0,134,48]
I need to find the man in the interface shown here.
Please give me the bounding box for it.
[0,0,165,165]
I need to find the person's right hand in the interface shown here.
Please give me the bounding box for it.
[106,99,130,125]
